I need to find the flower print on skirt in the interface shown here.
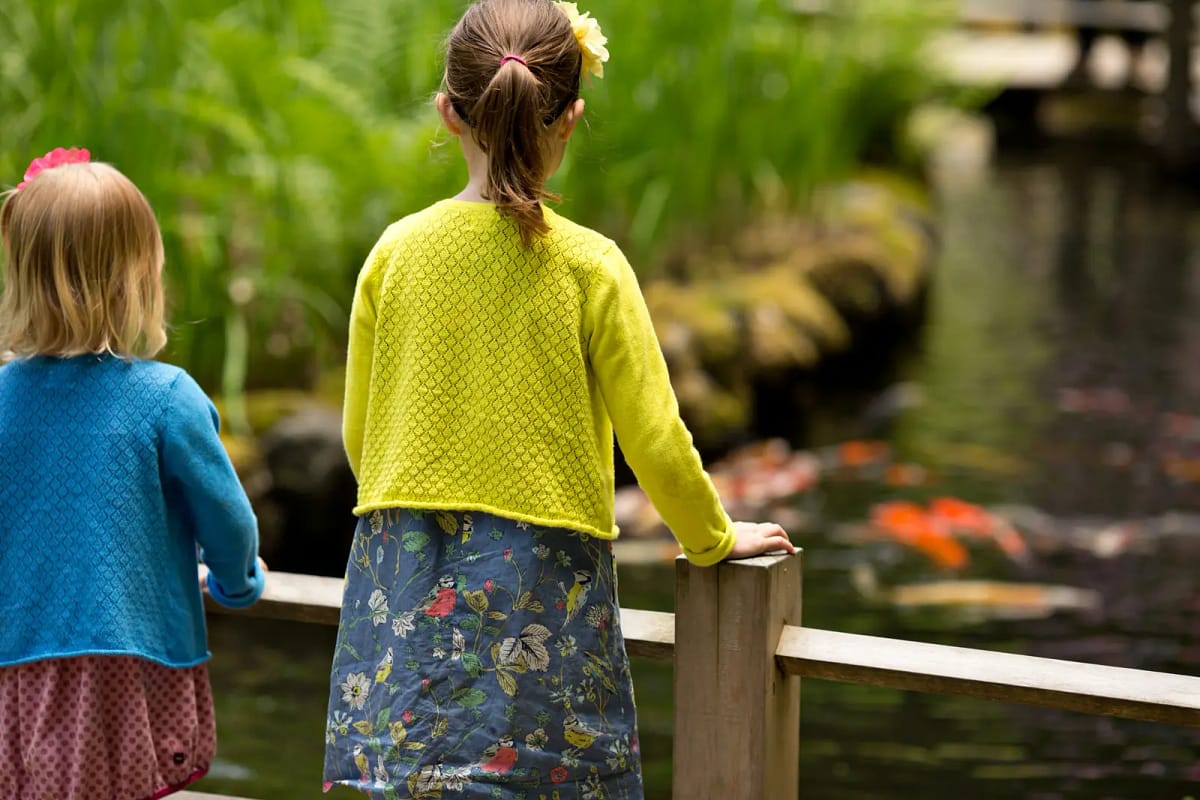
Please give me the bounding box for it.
[323,509,644,800]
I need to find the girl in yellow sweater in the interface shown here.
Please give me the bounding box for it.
[323,1,793,796]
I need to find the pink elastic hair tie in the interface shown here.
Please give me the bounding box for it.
[500,54,528,67]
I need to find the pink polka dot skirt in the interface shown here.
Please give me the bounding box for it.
[0,655,215,800]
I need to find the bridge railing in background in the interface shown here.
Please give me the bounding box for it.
[959,0,1166,31]
[788,0,1168,31]
[190,552,1200,800]
[786,0,1200,167]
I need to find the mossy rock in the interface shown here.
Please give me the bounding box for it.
[213,389,337,436]
[314,367,348,409]
[815,179,934,308]
[672,366,751,443]
[643,283,741,364]
[806,255,891,320]
[639,172,936,449]
[744,305,821,371]
[219,432,264,479]
[735,268,850,355]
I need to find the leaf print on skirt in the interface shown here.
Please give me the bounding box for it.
[323,508,644,799]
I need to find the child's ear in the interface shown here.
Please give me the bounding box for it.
[436,93,464,137]
[558,98,586,142]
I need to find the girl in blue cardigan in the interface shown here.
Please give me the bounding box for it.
[0,148,266,800]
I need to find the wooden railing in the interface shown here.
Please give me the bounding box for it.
[957,0,1167,30]
[189,552,1200,800]
[788,0,1169,31]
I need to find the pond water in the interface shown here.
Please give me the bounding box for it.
[194,141,1200,799]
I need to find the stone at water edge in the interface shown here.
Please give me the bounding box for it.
[257,407,357,576]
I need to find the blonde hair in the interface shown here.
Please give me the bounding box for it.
[445,0,582,245]
[0,162,166,359]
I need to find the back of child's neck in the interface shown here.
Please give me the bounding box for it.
[451,177,487,203]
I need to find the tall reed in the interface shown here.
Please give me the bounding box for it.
[0,0,955,411]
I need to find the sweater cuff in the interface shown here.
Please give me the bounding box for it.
[205,562,266,609]
[680,522,737,567]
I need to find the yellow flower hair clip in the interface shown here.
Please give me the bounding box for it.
[555,2,609,80]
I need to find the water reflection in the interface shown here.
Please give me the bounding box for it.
[195,144,1200,799]
[1044,144,1197,520]
[812,142,1200,798]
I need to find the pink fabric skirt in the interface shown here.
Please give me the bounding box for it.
[0,655,215,800]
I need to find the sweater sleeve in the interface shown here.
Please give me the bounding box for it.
[343,244,386,480]
[587,245,736,566]
[161,372,265,609]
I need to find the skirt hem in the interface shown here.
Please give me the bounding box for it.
[145,766,209,800]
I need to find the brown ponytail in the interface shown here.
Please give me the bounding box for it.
[445,0,582,246]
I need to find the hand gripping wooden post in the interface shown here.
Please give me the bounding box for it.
[672,552,803,800]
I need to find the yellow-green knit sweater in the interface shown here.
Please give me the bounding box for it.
[344,199,735,566]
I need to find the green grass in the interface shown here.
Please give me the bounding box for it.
[0,0,957,403]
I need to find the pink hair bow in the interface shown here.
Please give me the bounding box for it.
[17,147,91,191]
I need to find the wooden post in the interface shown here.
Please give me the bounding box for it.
[672,552,803,800]
[1162,0,1196,167]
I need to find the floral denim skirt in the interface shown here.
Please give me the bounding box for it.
[323,509,644,800]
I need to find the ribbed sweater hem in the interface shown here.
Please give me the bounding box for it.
[0,648,212,670]
[351,498,620,541]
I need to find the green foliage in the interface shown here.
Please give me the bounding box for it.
[0,0,954,406]
[562,0,957,257]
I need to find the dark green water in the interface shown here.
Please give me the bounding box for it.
[195,145,1200,799]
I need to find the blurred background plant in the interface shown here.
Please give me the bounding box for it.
[0,0,958,431]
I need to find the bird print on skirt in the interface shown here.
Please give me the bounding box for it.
[324,509,644,800]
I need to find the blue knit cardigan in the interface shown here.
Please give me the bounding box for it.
[0,355,264,668]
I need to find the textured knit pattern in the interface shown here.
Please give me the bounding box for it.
[0,355,265,668]
[323,510,643,799]
[0,656,214,800]
[345,201,735,565]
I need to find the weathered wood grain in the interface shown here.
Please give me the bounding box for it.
[672,553,803,800]
[619,607,675,661]
[204,571,343,626]
[204,572,675,660]
[776,626,1200,727]
[194,557,1200,800]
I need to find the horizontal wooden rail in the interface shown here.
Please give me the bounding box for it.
[204,562,1199,799]
[777,626,1200,727]
[207,571,1200,725]
[205,572,676,661]
[212,571,342,625]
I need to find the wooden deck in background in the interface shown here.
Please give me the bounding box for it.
[788,0,1194,91]
[930,30,1173,89]
[789,0,1167,30]
[958,0,1165,30]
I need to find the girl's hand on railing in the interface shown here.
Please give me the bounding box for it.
[726,521,796,560]
[198,556,269,591]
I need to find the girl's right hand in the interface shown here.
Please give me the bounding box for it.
[726,521,796,560]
